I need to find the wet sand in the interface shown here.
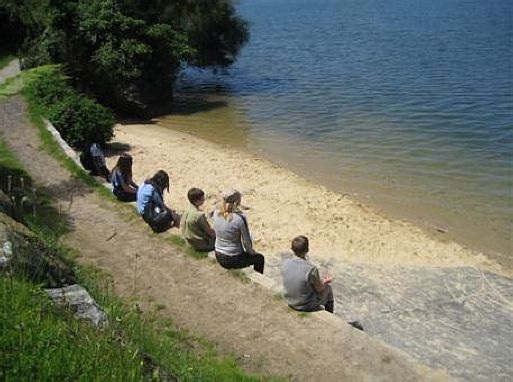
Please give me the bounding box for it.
[107,122,508,276]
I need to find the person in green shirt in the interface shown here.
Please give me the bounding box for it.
[181,188,216,251]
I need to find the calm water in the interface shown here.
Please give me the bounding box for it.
[169,0,513,261]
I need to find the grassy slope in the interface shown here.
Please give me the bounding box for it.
[0,109,282,381]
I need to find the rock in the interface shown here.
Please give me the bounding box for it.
[45,284,108,327]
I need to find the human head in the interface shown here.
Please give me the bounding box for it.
[223,189,241,205]
[150,170,169,193]
[188,187,205,206]
[291,235,309,258]
[218,188,242,219]
[115,153,133,176]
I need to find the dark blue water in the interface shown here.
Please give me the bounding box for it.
[174,0,513,259]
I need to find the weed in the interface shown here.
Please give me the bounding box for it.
[228,269,251,284]
[164,234,208,259]
[296,311,310,319]
[273,292,283,301]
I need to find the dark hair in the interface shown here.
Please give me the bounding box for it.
[187,187,205,204]
[88,129,105,146]
[291,235,309,257]
[113,153,133,180]
[146,170,169,193]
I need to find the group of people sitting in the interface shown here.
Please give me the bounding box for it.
[81,143,361,323]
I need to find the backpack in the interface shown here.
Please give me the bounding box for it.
[142,187,174,233]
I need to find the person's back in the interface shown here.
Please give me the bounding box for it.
[136,170,179,233]
[89,141,110,181]
[282,255,319,311]
[111,153,138,202]
[211,189,265,274]
[212,211,246,255]
[281,235,334,313]
[136,182,158,215]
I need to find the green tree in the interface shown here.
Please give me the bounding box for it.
[120,0,249,67]
[0,0,248,116]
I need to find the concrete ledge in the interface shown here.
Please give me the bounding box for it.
[43,118,82,167]
[43,118,112,192]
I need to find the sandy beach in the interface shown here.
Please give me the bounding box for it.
[107,122,506,275]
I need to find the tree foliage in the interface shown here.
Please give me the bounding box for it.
[0,0,249,116]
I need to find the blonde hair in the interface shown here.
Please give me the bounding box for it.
[217,190,241,220]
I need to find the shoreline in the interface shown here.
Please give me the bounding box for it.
[107,122,510,276]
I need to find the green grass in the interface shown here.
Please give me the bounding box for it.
[0,277,144,381]
[0,74,23,100]
[164,234,209,259]
[297,311,310,319]
[227,269,251,284]
[0,135,72,239]
[273,293,283,301]
[163,235,252,284]
[0,135,27,179]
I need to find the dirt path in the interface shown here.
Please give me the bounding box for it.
[0,59,20,83]
[0,96,449,381]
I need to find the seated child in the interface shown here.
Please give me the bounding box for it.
[281,235,334,313]
[136,170,180,233]
[181,187,216,251]
[111,153,138,202]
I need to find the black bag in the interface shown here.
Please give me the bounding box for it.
[142,189,173,233]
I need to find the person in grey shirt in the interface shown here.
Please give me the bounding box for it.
[212,189,265,274]
[281,235,334,312]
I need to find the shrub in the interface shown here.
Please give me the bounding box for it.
[24,65,115,148]
[23,65,73,111]
[47,94,115,148]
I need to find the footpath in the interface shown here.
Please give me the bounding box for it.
[0,70,449,380]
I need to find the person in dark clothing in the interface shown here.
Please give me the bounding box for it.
[111,153,138,202]
[80,132,110,182]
